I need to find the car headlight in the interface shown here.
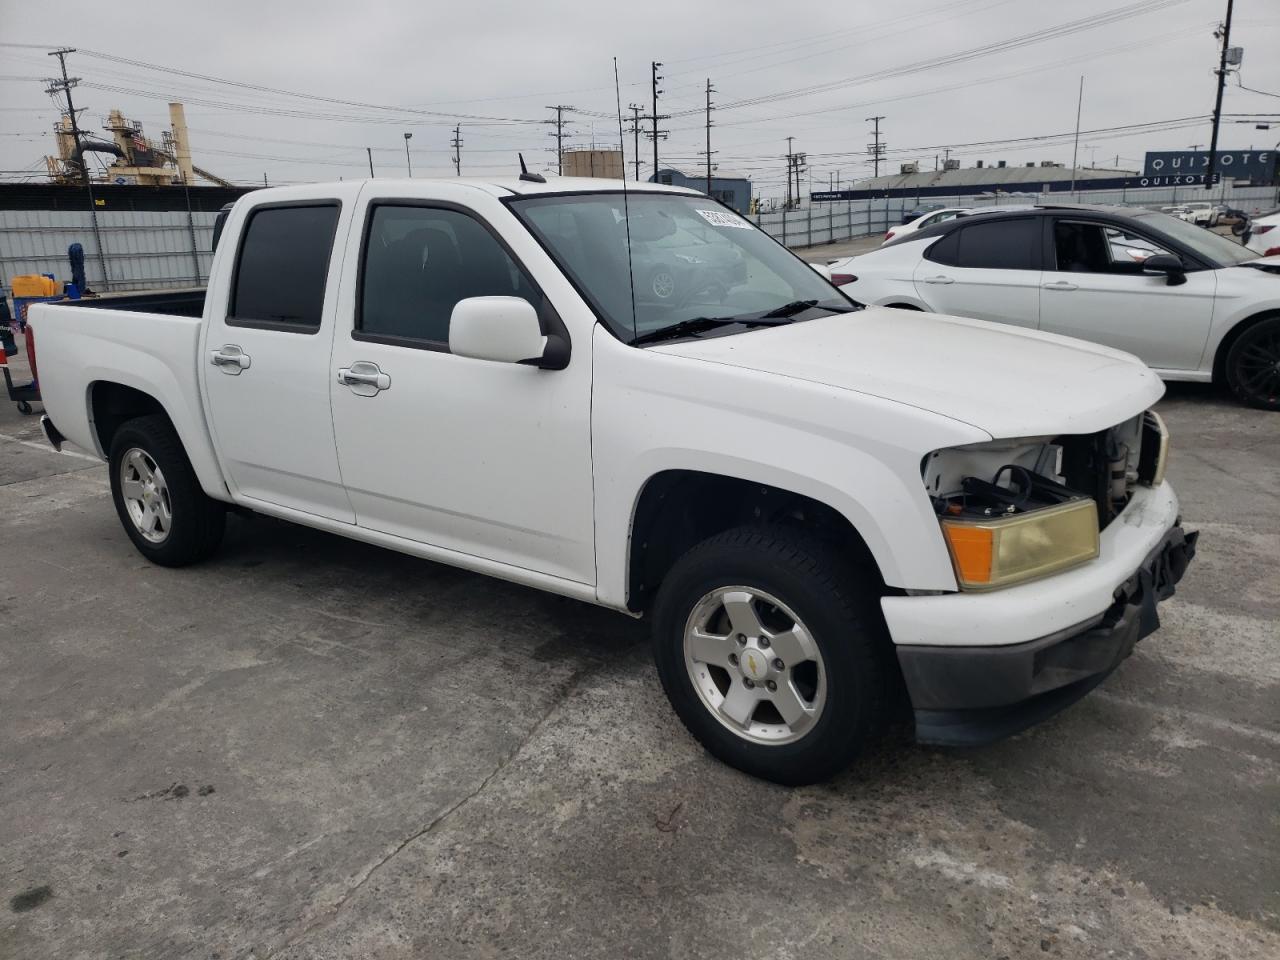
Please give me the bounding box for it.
[940,498,1100,591]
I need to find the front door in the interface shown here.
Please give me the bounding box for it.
[1038,217,1216,371]
[201,195,356,522]
[912,215,1042,329]
[328,194,595,584]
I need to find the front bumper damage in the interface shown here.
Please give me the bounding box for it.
[897,525,1198,746]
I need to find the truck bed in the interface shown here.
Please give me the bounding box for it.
[27,300,226,499]
[65,287,206,318]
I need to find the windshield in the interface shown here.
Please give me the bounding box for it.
[1135,211,1257,266]
[509,192,855,343]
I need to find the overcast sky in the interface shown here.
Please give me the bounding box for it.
[2,0,1278,199]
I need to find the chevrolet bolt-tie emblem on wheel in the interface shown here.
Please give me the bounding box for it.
[746,653,759,677]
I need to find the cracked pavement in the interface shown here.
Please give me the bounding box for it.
[1,381,1277,959]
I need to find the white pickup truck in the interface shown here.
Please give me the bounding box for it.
[30,177,1196,784]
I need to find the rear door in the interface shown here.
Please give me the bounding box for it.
[1037,217,1215,370]
[200,190,358,521]
[912,216,1042,328]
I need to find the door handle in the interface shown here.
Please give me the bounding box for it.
[1042,281,1079,292]
[337,361,391,396]
[922,275,954,284]
[210,345,251,374]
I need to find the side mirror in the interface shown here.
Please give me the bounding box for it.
[449,296,569,369]
[1142,253,1186,286]
[809,262,833,282]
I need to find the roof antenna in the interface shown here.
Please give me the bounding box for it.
[518,152,545,183]
[614,57,638,342]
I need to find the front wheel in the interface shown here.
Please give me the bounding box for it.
[1224,316,1280,411]
[652,525,895,785]
[109,414,227,565]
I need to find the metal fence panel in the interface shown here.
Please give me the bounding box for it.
[3,183,1277,295]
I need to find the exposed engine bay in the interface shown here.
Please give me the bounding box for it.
[922,412,1167,529]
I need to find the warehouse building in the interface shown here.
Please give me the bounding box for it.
[649,168,752,214]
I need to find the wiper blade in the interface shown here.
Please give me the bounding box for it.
[759,299,819,318]
[755,299,859,319]
[631,315,790,346]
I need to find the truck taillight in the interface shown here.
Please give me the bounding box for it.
[884,231,896,241]
[831,273,857,286]
[1254,224,1275,235]
[24,325,37,385]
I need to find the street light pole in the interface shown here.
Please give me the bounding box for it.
[403,132,413,177]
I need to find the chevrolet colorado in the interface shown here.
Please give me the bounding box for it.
[29,178,1196,784]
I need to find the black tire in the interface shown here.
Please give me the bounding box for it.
[651,524,896,785]
[1224,316,1280,411]
[108,414,226,565]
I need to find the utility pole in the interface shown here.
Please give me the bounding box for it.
[403,132,413,177]
[46,48,88,185]
[648,61,670,182]
[785,136,795,209]
[451,125,463,176]
[703,78,716,196]
[1070,76,1084,195]
[546,105,574,176]
[1205,0,1236,191]
[628,104,642,181]
[46,47,109,289]
[366,147,375,178]
[866,116,886,179]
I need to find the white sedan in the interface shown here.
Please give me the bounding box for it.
[881,206,972,245]
[1246,209,1280,258]
[830,203,1280,409]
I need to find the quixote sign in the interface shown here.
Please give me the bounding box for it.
[1140,150,1276,186]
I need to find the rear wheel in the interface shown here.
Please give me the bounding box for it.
[109,415,226,565]
[652,525,895,785]
[1224,316,1280,410]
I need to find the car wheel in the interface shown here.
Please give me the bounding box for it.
[109,414,227,565]
[649,267,677,301]
[651,525,896,785]
[1225,316,1280,410]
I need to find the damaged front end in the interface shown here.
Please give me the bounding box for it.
[921,411,1171,592]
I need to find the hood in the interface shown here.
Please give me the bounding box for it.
[652,308,1164,438]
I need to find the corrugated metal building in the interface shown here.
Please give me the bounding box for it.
[813,162,1141,201]
[649,168,752,214]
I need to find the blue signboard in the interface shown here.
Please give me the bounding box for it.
[1141,150,1276,186]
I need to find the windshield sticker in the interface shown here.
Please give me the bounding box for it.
[696,209,752,229]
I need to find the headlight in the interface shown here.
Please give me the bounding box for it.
[940,498,1100,591]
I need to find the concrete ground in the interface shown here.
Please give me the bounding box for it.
[799,234,884,262]
[1,348,1277,958]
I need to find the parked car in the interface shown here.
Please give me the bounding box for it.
[1179,202,1218,227]
[830,203,1280,409]
[884,207,971,245]
[899,202,946,225]
[30,180,1195,785]
[1244,208,1280,258]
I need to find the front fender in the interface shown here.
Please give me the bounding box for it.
[590,329,988,608]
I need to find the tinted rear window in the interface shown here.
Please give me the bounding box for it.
[928,218,1038,270]
[231,204,340,329]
